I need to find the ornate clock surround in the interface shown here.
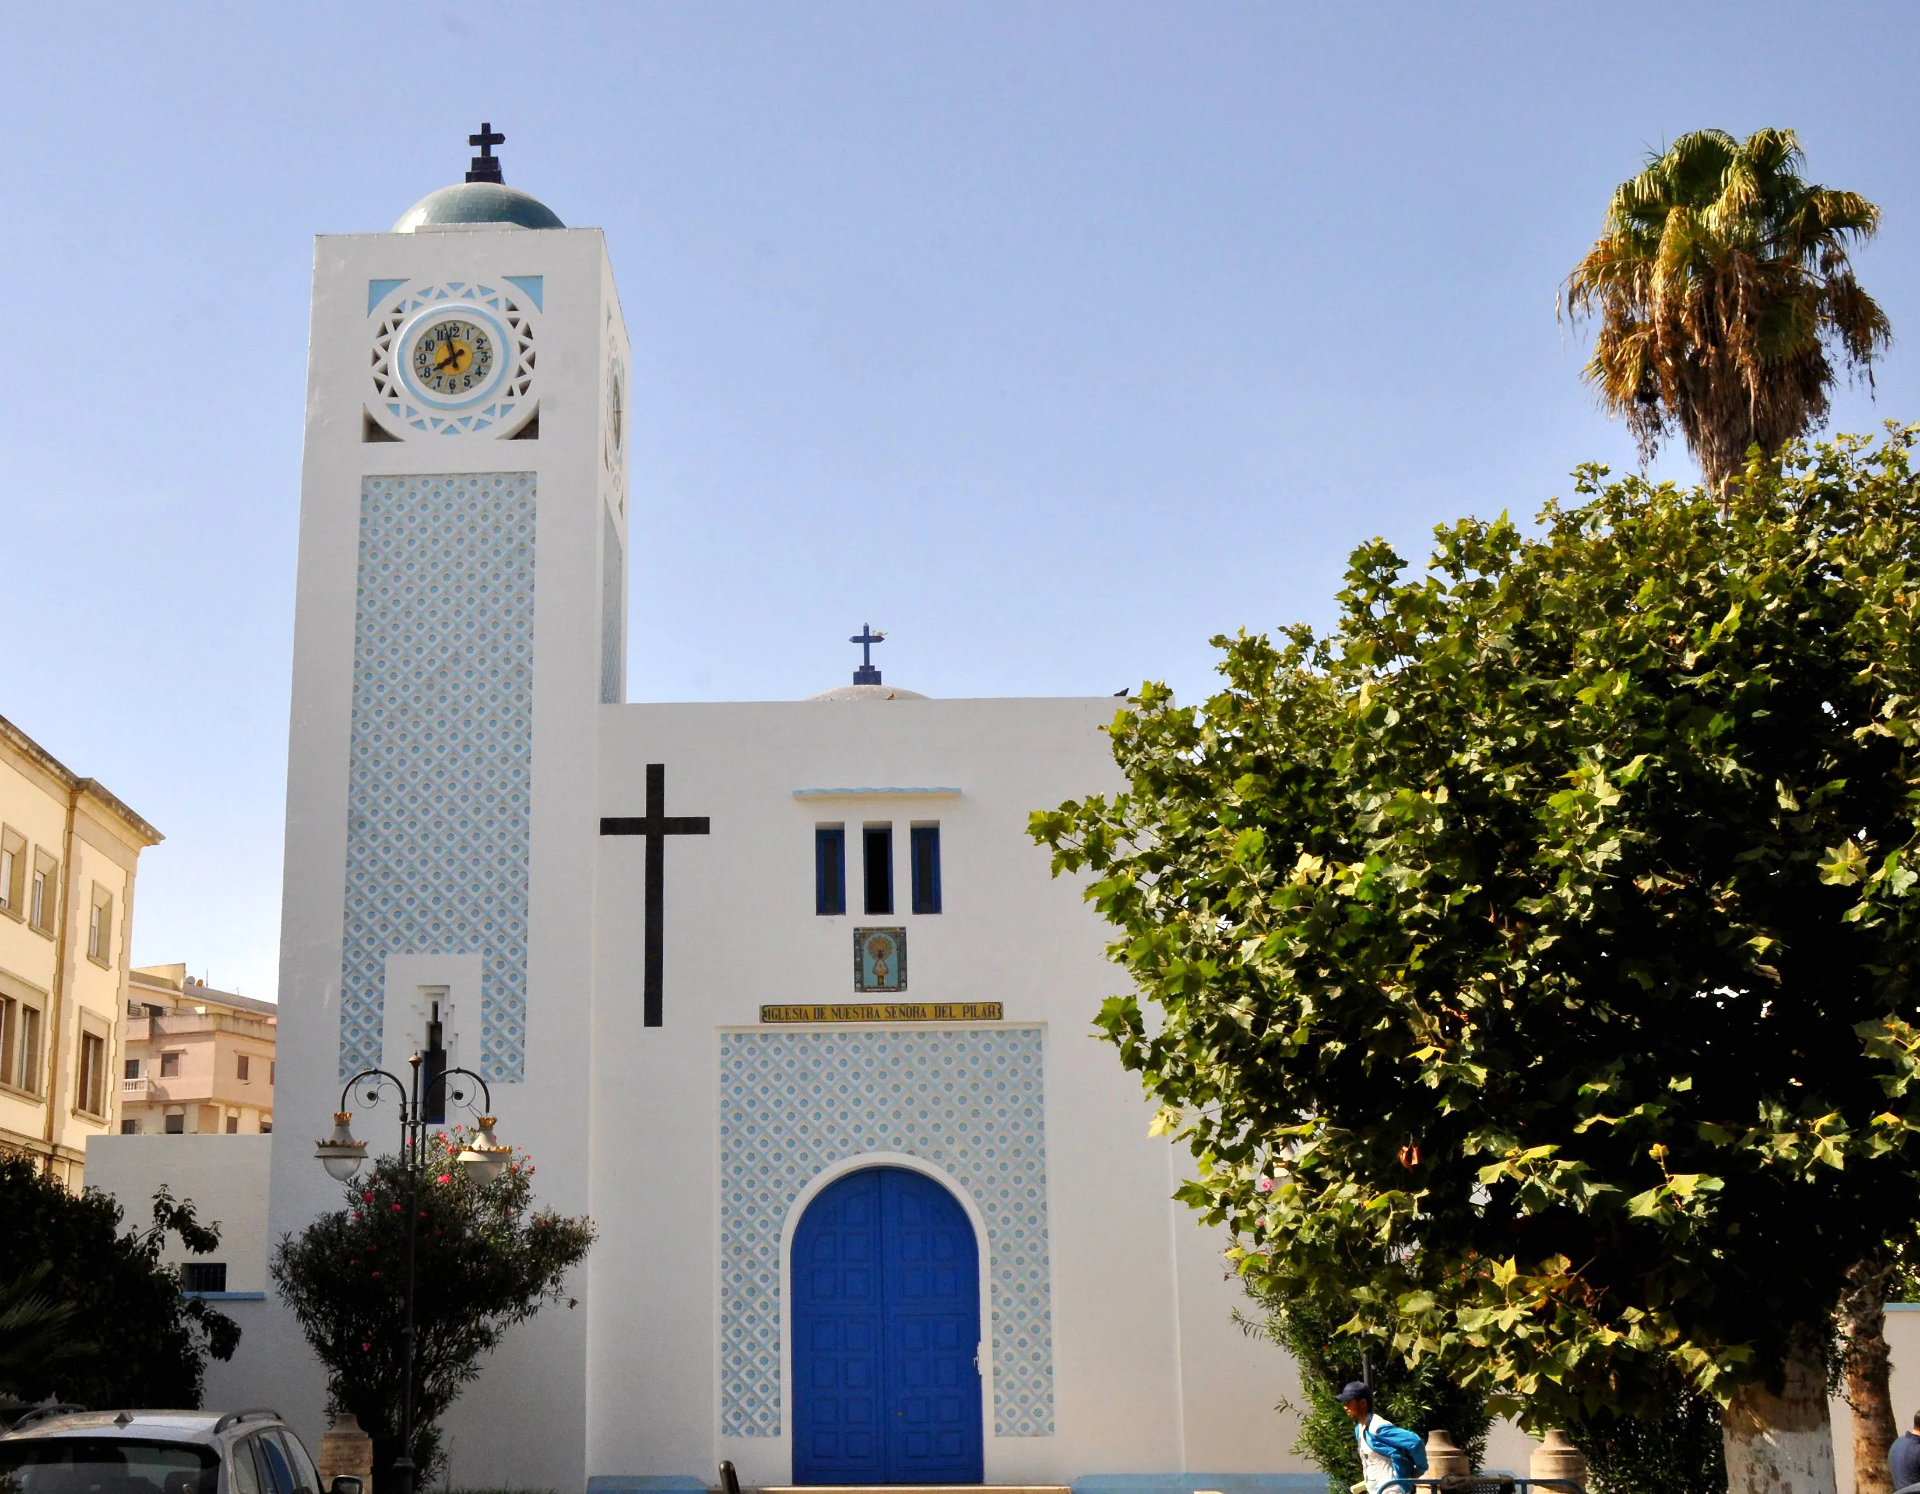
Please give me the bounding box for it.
[369,281,538,437]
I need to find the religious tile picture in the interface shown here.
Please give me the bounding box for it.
[853,926,906,991]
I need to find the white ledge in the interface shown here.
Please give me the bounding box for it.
[792,787,961,799]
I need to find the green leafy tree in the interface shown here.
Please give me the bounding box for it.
[271,1128,594,1486]
[0,1156,238,1405]
[1241,1286,1489,1488]
[1564,128,1888,501]
[1032,432,1920,1494]
[1568,125,1897,1493]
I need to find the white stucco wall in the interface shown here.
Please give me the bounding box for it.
[586,695,1305,1486]
[84,1133,272,1293]
[238,217,626,1488]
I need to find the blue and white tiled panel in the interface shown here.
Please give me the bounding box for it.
[338,473,536,1083]
[718,1026,1054,1438]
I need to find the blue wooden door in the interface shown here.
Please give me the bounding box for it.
[792,1168,983,1485]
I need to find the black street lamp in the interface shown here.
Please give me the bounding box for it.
[314,1054,511,1494]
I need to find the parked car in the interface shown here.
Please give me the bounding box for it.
[0,1408,359,1494]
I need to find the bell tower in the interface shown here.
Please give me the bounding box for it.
[267,130,625,1491]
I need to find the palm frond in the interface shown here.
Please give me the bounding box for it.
[1562,126,1890,490]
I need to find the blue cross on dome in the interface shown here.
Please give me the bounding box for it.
[850,624,886,685]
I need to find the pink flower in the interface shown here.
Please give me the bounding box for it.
[361,1342,371,1351]
[436,1173,452,1185]
[362,1193,372,1203]
[1257,1178,1275,1193]
[391,1203,402,1212]
[372,1270,382,1278]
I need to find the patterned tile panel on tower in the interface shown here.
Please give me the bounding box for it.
[338,473,536,1083]
[719,1026,1054,1438]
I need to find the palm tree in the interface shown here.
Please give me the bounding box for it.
[1564,127,1890,499]
[0,1261,81,1398]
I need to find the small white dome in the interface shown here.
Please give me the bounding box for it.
[808,684,929,701]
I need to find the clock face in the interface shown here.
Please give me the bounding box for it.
[412,318,495,397]
[605,356,626,467]
[395,304,511,410]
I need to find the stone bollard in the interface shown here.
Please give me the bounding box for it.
[316,1411,374,1494]
[1425,1428,1471,1477]
[1530,1428,1588,1485]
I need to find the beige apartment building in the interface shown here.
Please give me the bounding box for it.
[0,711,162,1188]
[122,964,276,1135]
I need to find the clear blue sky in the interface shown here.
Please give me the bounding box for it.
[3,2,1917,999]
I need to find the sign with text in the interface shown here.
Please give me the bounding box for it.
[760,1002,1004,1024]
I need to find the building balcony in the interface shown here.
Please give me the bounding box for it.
[122,1076,152,1098]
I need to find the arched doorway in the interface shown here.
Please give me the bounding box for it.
[790,1165,984,1485]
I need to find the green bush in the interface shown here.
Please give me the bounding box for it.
[0,1156,237,1405]
[272,1128,593,1487]
[1244,1287,1489,1490]
[1566,1393,1727,1494]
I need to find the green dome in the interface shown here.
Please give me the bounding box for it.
[392,182,564,233]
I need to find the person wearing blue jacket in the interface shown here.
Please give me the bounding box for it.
[1337,1382,1429,1494]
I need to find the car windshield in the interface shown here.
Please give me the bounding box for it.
[0,1439,219,1494]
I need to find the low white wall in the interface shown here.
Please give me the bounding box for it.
[84,1133,273,1294]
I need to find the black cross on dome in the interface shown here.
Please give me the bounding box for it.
[851,623,886,685]
[466,122,506,185]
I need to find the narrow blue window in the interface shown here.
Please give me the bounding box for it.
[863,825,894,915]
[910,825,942,914]
[816,826,846,915]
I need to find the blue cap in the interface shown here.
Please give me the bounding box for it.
[1337,1381,1372,1403]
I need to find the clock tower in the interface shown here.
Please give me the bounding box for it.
[267,130,626,1489]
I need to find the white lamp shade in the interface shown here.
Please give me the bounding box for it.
[455,1116,512,1185]
[315,1112,368,1182]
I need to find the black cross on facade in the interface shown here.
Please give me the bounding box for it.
[600,763,710,1027]
[466,122,506,184]
[850,623,886,685]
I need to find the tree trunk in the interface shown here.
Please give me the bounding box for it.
[1844,1259,1899,1494]
[1723,1348,1837,1494]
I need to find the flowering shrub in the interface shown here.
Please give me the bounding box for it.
[270,1128,593,1484]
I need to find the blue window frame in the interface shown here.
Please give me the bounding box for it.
[910,825,942,914]
[816,826,846,915]
[863,825,893,915]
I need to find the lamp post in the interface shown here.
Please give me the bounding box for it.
[314,1054,511,1494]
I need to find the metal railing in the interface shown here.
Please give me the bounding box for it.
[1389,1482,1585,1493]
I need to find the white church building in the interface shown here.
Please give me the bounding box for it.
[221,133,1316,1494]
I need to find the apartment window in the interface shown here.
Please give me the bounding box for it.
[0,994,44,1096]
[164,1112,185,1134]
[180,1262,227,1294]
[77,1031,108,1118]
[269,1060,276,1086]
[160,1050,181,1078]
[125,1058,141,1079]
[87,886,114,967]
[0,827,23,917]
[237,1054,250,1082]
[815,826,846,915]
[863,825,893,915]
[910,825,942,914]
[120,1119,139,1135]
[29,851,58,934]
[260,1117,273,1134]
[225,1115,239,1134]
